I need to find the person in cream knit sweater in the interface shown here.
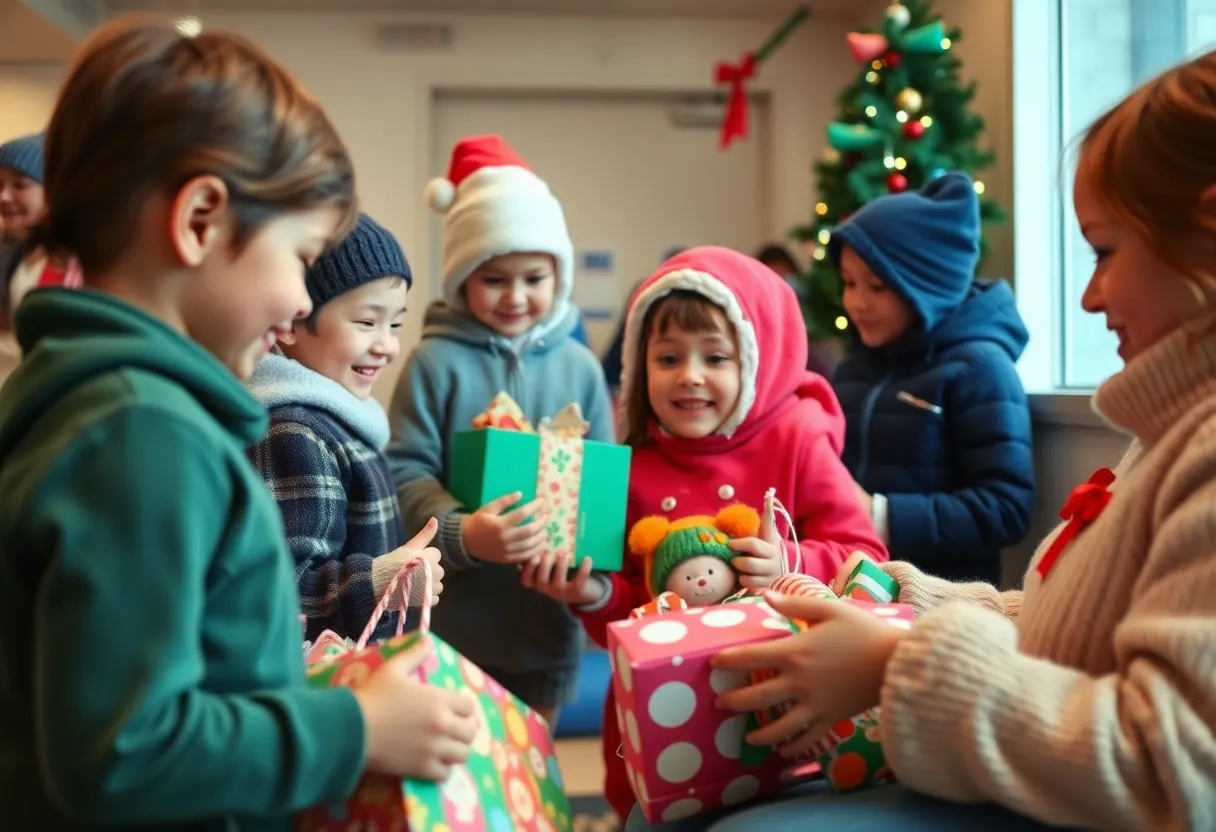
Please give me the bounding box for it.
[627,48,1216,832]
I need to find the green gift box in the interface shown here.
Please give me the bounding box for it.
[449,424,631,573]
[297,630,573,831]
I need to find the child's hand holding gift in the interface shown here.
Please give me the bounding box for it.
[711,590,908,759]
[385,518,446,607]
[521,552,608,607]
[728,489,787,590]
[461,491,549,564]
[354,642,480,781]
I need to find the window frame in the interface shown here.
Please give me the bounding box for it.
[1014,0,1193,402]
[1012,0,1067,396]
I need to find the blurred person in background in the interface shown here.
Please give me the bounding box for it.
[754,241,841,379]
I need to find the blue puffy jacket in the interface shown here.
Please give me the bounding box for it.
[833,279,1035,584]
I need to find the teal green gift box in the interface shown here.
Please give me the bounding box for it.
[449,425,631,572]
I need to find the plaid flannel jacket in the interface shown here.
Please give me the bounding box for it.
[250,405,405,642]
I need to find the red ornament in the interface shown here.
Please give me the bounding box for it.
[841,210,854,220]
[886,173,908,193]
[883,50,902,68]
[1035,468,1116,580]
[842,152,861,170]
[847,32,890,65]
[903,120,925,139]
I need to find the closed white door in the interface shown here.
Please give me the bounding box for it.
[430,90,770,355]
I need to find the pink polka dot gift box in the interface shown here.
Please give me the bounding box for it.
[607,601,818,824]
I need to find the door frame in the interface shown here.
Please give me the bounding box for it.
[410,77,774,300]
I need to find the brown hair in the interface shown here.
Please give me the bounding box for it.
[622,289,731,447]
[38,17,357,276]
[1076,48,1216,308]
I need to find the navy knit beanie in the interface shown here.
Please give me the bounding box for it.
[306,213,411,311]
[0,132,45,184]
[828,171,980,332]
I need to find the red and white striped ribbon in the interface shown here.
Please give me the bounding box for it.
[356,556,433,650]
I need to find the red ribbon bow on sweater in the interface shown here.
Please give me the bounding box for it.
[715,52,756,149]
[1035,467,1116,580]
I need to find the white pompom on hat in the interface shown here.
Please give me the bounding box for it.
[426,134,573,312]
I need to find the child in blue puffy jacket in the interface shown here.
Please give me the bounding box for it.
[828,172,1035,584]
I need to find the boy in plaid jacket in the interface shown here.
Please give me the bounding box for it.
[248,213,419,642]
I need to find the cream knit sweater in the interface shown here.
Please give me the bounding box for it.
[878,325,1216,832]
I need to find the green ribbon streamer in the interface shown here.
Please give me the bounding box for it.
[754,5,811,63]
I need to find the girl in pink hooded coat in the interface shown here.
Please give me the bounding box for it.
[526,245,887,818]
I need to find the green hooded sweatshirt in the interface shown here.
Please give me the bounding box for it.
[0,290,366,830]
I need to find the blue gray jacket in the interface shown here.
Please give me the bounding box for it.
[247,352,406,643]
[832,280,1034,583]
[386,300,613,677]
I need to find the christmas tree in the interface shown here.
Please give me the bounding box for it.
[792,0,1004,341]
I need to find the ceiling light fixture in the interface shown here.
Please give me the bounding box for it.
[175,16,202,38]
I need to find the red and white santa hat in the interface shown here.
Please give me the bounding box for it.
[425,134,574,311]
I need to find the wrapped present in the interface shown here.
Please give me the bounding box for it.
[629,591,690,619]
[801,601,913,794]
[302,630,355,665]
[297,560,573,832]
[471,391,535,432]
[842,560,900,604]
[607,600,818,824]
[747,599,915,725]
[809,710,891,793]
[726,574,833,766]
[450,391,631,572]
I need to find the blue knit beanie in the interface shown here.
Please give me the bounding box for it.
[828,172,980,332]
[306,213,411,311]
[0,132,45,184]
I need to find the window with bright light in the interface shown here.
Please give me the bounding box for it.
[1014,0,1216,392]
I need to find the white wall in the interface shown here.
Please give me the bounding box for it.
[137,11,857,375]
[0,0,76,63]
[431,90,770,357]
[0,62,61,140]
[930,0,1014,283]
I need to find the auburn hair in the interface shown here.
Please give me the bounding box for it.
[622,289,732,448]
[1075,48,1216,309]
[38,17,357,275]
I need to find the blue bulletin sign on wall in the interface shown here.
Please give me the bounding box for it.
[580,250,614,273]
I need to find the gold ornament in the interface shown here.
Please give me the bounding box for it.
[895,87,923,114]
[886,3,911,28]
[821,147,841,165]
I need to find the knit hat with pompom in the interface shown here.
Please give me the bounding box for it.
[629,504,761,597]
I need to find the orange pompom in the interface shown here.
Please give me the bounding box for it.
[628,516,671,558]
[715,503,761,538]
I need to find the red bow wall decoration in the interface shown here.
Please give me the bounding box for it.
[715,53,756,150]
[1035,468,1116,580]
[714,6,810,150]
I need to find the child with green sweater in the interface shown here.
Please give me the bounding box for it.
[0,18,475,830]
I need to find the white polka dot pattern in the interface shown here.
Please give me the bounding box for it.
[648,681,697,728]
[663,798,704,821]
[656,742,702,783]
[638,619,688,644]
[606,597,918,823]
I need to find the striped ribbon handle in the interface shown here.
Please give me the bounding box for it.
[355,556,433,650]
[764,487,801,575]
